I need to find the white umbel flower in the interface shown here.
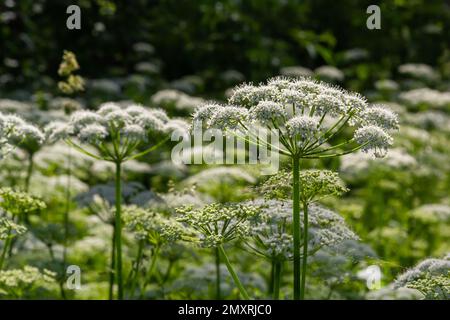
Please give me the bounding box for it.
[361,105,399,130]
[78,123,108,143]
[208,105,248,130]
[286,115,319,140]
[354,125,393,157]
[249,100,286,124]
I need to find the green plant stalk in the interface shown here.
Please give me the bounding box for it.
[61,146,72,300]
[292,155,301,300]
[0,232,12,271]
[140,245,160,298]
[115,161,124,300]
[128,240,144,298]
[215,247,221,299]
[273,260,282,300]
[108,224,116,300]
[24,152,34,193]
[218,245,250,300]
[268,260,275,296]
[300,201,309,300]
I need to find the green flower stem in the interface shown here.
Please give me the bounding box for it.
[0,230,12,271]
[268,260,275,296]
[24,152,34,193]
[115,161,124,300]
[128,239,144,298]
[218,245,250,300]
[108,223,116,300]
[215,247,221,300]
[140,245,160,298]
[61,146,72,300]
[273,260,282,300]
[292,155,301,300]
[300,201,309,300]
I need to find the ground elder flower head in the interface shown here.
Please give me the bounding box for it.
[228,83,257,107]
[312,93,347,117]
[192,103,221,124]
[267,76,294,90]
[124,206,188,245]
[196,77,396,159]
[394,255,450,299]
[0,112,45,156]
[354,125,393,157]
[208,105,248,130]
[69,111,103,134]
[361,105,399,130]
[78,123,108,143]
[97,102,121,116]
[286,116,319,140]
[163,118,190,134]
[249,100,286,124]
[395,256,450,288]
[279,89,305,106]
[258,169,348,202]
[63,102,174,162]
[406,275,449,300]
[0,188,46,215]
[0,266,56,294]
[121,124,147,141]
[246,199,358,260]
[176,203,260,248]
[0,216,27,240]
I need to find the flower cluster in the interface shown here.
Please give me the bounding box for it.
[354,125,393,157]
[0,112,44,159]
[395,255,450,287]
[258,169,348,202]
[0,266,56,296]
[246,199,358,260]
[361,105,399,130]
[406,275,449,300]
[394,255,450,299]
[0,216,27,240]
[0,188,46,216]
[176,203,260,248]
[194,77,397,158]
[46,102,188,161]
[123,206,189,245]
[57,50,84,94]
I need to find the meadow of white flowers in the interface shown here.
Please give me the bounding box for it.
[0,54,448,300]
